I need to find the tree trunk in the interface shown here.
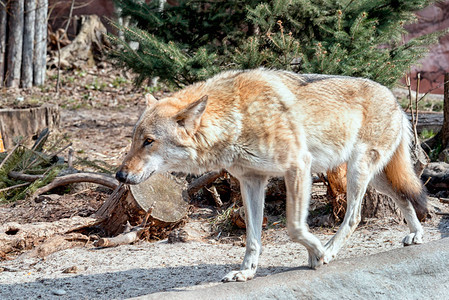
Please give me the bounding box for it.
[442,73,449,149]
[0,1,7,86]
[21,0,35,88]
[6,0,24,88]
[33,0,47,86]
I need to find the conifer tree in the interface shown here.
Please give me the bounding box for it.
[110,0,442,88]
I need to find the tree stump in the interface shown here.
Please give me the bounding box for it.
[96,173,189,239]
[48,14,108,69]
[362,187,403,222]
[327,163,405,223]
[0,105,60,150]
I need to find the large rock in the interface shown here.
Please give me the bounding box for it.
[136,238,449,300]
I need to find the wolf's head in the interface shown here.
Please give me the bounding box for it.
[116,94,208,184]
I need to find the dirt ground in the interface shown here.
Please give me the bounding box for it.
[1,66,449,299]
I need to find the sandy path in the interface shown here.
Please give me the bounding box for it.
[1,214,448,299]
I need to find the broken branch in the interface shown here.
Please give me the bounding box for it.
[188,170,225,196]
[94,227,142,247]
[94,209,153,248]
[31,172,119,199]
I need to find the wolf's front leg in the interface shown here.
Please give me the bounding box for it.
[222,173,268,282]
[284,154,325,268]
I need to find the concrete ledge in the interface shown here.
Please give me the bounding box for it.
[134,237,449,299]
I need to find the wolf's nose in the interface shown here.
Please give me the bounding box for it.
[115,171,128,183]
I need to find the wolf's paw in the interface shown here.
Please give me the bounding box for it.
[222,269,255,282]
[308,252,325,269]
[323,251,335,265]
[402,232,423,246]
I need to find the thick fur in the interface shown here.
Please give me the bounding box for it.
[116,69,427,282]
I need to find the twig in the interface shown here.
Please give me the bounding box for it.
[415,79,449,105]
[52,142,73,158]
[205,185,223,207]
[64,0,75,34]
[0,182,31,193]
[8,171,43,182]
[435,211,449,216]
[0,144,20,170]
[414,73,421,145]
[439,198,449,204]
[406,73,420,146]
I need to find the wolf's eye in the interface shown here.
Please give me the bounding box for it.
[143,138,154,147]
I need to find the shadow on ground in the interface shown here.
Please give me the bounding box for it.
[0,263,302,300]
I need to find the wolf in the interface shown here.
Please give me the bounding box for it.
[116,69,427,282]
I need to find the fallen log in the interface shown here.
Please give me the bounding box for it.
[0,216,100,259]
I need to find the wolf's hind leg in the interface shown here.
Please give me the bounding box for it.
[285,153,325,268]
[324,151,376,263]
[369,172,424,245]
[222,173,267,282]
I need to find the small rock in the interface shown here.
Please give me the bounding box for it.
[52,289,66,296]
[167,228,189,243]
[62,266,78,274]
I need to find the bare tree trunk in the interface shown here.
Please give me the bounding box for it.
[6,0,24,88]
[442,73,449,149]
[33,0,47,86]
[21,0,35,88]
[0,1,7,87]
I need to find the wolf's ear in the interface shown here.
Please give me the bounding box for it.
[145,94,158,106]
[175,95,208,134]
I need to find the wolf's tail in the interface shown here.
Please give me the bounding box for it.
[384,116,428,221]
